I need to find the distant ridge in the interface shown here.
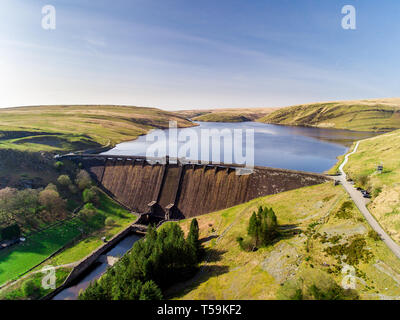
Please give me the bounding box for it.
[258,98,400,132]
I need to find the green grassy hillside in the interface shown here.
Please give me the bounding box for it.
[166,182,400,300]
[344,129,400,244]
[192,113,251,122]
[0,105,193,152]
[259,99,400,132]
[178,108,276,123]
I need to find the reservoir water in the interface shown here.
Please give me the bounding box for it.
[103,122,378,173]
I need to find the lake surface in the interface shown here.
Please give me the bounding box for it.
[52,234,141,300]
[103,122,378,173]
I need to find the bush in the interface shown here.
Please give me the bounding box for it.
[68,184,78,194]
[82,187,100,205]
[105,217,115,226]
[1,224,21,240]
[78,203,97,222]
[76,170,92,190]
[325,235,373,265]
[57,175,72,187]
[54,161,64,171]
[373,187,382,198]
[368,230,381,241]
[277,272,359,300]
[22,279,40,299]
[335,201,354,219]
[236,236,255,252]
[356,174,369,188]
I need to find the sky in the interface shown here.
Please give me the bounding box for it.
[0,0,400,110]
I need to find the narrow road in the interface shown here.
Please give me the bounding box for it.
[335,141,400,259]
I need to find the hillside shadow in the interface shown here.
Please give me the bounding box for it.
[203,248,227,263]
[199,235,219,244]
[278,224,302,239]
[164,248,229,299]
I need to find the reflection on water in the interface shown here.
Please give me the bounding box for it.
[53,234,141,300]
[102,122,379,173]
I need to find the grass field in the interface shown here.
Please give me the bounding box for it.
[0,192,135,286]
[166,182,400,300]
[344,129,400,244]
[177,107,276,123]
[0,105,193,152]
[258,98,400,132]
[43,194,137,267]
[0,267,72,300]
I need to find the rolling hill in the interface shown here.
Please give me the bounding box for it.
[166,182,400,300]
[258,99,400,132]
[0,105,193,152]
[343,129,400,245]
[178,107,276,123]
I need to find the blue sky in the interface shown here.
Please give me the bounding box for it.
[1,0,399,109]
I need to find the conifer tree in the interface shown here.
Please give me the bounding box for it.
[187,218,201,260]
[248,212,258,238]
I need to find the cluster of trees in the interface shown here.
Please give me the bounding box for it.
[0,185,66,234]
[0,168,96,237]
[237,206,279,251]
[79,219,203,300]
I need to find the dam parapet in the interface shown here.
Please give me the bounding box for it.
[62,154,330,221]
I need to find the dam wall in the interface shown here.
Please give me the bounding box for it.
[100,159,165,213]
[70,155,329,220]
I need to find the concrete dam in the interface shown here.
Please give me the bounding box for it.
[66,155,329,220]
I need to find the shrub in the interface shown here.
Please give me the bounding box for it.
[277,273,359,300]
[368,230,381,241]
[236,236,255,252]
[76,170,92,190]
[78,203,97,222]
[57,175,72,187]
[68,184,78,194]
[325,235,373,265]
[54,161,64,171]
[22,279,40,299]
[335,201,354,219]
[105,217,115,226]
[356,174,369,188]
[82,187,100,205]
[45,183,58,192]
[373,187,382,198]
